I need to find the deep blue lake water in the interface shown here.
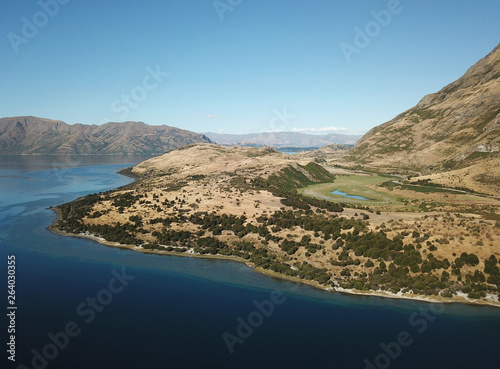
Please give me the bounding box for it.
[1,156,499,369]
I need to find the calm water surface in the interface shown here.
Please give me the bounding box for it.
[1,155,499,369]
[331,189,369,200]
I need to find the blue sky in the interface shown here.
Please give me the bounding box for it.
[1,0,499,135]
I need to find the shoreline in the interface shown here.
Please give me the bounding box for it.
[47,207,500,309]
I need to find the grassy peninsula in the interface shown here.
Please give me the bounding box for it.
[49,144,500,307]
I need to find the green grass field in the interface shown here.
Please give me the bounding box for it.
[298,174,405,206]
[299,172,499,214]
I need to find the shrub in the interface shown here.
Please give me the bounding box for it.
[365,260,374,268]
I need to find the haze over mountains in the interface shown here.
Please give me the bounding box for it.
[0,116,212,155]
[204,132,362,147]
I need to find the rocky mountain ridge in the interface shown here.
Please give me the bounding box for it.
[0,116,212,155]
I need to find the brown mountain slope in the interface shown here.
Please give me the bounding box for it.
[344,43,500,181]
[0,116,212,154]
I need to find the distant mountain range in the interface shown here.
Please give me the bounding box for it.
[0,116,212,155]
[204,132,362,147]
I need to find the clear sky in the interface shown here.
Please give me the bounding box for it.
[1,0,499,135]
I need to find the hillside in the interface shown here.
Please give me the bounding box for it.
[132,143,291,177]
[205,131,361,147]
[344,43,500,193]
[0,116,212,155]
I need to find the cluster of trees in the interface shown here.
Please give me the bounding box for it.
[420,254,450,273]
[152,229,193,246]
[279,191,344,212]
[455,252,480,267]
[257,210,366,241]
[188,212,269,238]
[300,235,321,254]
[359,262,447,295]
[58,204,144,247]
[58,193,103,221]
[393,245,423,271]
[190,213,245,230]
[129,215,143,227]
[279,239,300,255]
[57,215,87,234]
[149,216,183,226]
[56,192,112,234]
[295,262,331,284]
[343,231,403,260]
[195,237,231,255]
[484,255,500,286]
[112,192,141,208]
[87,222,140,245]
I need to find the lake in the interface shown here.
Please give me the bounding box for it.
[1,156,499,369]
[331,189,369,200]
